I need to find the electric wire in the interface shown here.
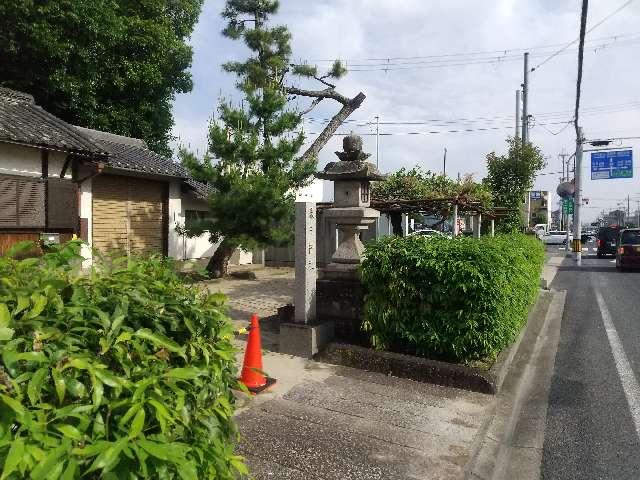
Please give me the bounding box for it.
[531,0,637,72]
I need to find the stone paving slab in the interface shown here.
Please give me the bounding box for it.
[234,351,492,480]
[201,266,294,325]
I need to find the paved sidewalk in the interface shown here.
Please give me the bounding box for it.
[200,266,293,350]
[198,267,492,478]
[234,351,492,480]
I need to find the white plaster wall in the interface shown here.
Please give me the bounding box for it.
[0,143,42,177]
[48,150,71,178]
[0,143,71,178]
[79,178,92,266]
[171,191,220,260]
[295,178,333,202]
[167,181,183,259]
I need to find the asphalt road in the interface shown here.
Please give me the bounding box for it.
[541,245,640,479]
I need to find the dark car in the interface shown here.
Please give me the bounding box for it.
[597,226,620,258]
[616,229,640,271]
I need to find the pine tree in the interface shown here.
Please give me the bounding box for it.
[182,0,365,277]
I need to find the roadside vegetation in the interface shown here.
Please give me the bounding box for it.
[0,241,244,479]
[361,234,544,363]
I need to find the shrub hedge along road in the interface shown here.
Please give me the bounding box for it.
[0,241,246,479]
[361,234,545,363]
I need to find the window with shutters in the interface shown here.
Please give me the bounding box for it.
[0,174,45,228]
[47,178,78,229]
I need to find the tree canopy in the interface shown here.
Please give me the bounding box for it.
[0,0,203,156]
[372,167,492,208]
[182,0,361,277]
[484,138,546,232]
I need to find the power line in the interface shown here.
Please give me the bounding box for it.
[303,120,573,137]
[339,36,640,72]
[531,0,637,72]
[301,100,640,126]
[308,31,640,63]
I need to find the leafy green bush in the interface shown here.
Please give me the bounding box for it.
[361,234,544,362]
[0,241,245,479]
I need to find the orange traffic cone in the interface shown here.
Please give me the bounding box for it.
[240,314,276,394]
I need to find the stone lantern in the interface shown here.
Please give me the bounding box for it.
[316,133,385,276]
[315,133,385,339]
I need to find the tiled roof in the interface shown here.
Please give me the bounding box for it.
[0,87,106,155]
[75,126,186,178]
[184,178,213,198]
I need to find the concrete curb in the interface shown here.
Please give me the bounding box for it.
[317,290,554,395]
[464,289,567,480]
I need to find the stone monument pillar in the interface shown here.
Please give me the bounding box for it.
[315,133,385,340]
[294,202,316,323]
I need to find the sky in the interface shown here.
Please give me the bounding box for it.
[172,0,640,222]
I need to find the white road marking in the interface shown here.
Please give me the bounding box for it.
[595,289,640,438]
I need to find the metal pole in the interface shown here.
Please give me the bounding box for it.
[522,53,529,145]
[375,115,380,168]
[515,90,521,139]
[443,147,447,175]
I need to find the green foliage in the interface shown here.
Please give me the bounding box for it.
[0,0,203,156]
[372,167,492,208]
[182,0,350,269]
[0,241,244,479]
[361,234,544,362]
[485,138,546,233]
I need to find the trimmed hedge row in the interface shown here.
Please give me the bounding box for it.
[360,234,544,362]
[0,241,245,479]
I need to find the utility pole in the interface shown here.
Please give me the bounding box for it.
[573,0,589,266]
[515,90,521,139]
[443,147,447,175]
[559,151,568,232]
[627,194,631,226]
[375,115,380,168]
[375,114,380,237]
[574,127,584,263]
[522,53,529,145]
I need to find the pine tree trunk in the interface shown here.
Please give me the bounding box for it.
[390,212,403,236]
[206,239,237,278]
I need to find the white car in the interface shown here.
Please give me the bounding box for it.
[409,228,449,238]
[542,231,573,245]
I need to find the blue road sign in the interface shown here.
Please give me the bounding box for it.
[591,150,633,180]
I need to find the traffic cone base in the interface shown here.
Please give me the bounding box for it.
[239,314,277,395]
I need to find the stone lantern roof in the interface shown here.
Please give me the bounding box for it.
[315,133,386,182]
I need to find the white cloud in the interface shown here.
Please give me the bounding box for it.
[173,0,640,221]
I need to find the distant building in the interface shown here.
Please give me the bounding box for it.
[523,190,551,229]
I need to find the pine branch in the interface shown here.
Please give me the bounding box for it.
[299,96,325,116]
[294,91,366,163]
[286,86,353,106]
[314,74,336,88]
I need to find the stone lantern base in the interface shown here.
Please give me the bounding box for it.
[316,273,366,342]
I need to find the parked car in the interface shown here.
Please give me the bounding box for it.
[596,226,620,258]
[542,231,572,245]
[616,229,640,271]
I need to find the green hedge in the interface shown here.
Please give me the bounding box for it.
[0,241,246,479]
[360,234,544,362]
